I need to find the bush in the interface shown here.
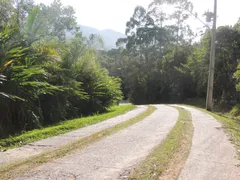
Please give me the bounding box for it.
[230,104,240,116]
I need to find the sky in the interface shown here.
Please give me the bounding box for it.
[35,0,240,34]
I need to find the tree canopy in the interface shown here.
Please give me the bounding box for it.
[100,0,240,106]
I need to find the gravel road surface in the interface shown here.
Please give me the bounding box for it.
[175,105,240,180]
[13,105,179,180]
[0,106,147,166]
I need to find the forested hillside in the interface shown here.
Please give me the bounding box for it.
[0,0,122,137]
[100,0,240,107]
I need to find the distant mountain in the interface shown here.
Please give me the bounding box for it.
[79,25,126,50]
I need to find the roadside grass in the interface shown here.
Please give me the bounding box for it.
[186,105,240,158]
[211,113,240,157]
[129,107,193,180]
[0,105,135,151]
[0,106,156,180]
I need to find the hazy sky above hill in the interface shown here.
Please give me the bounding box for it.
[35,0,240,33]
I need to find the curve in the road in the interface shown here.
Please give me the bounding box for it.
[0,106,147,166]
[14,105,179,180]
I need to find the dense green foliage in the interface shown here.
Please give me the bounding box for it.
[100,0,240,106]
[0,0,122,138]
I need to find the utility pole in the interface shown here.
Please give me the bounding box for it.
[206,0,217,111]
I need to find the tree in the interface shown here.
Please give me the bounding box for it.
[0,0,14,27]
[103,0,240,107]
[0,0,123,138]
[38,0,78,41]
[112,0,196,104]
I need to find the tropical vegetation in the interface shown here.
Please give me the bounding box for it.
[0,0,123,138]
[1,0,240,138]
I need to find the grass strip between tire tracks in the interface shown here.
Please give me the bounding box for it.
[128,106,193,180]
[0,105,136,151]
[0,106,156,180]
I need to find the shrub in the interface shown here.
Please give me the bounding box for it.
[230,104,240,116]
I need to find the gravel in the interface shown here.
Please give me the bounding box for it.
[175,105,240,180]
[0,106,147,166]
[13,105,179,180]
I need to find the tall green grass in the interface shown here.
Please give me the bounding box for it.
[0,105,135,150]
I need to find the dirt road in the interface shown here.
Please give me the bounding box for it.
[13,105,179,180]
[6,104,240,180]
[0,106,147,166]
[175,105,240,180]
